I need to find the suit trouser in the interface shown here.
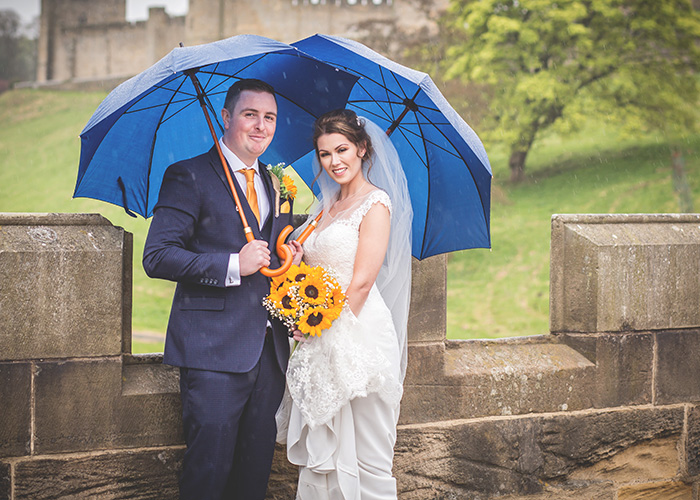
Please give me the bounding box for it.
[178,333,285,500]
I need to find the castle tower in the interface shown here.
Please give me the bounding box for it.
[37,0,127,82]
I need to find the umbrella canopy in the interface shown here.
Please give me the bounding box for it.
[75,34,358,218]
[291,34,492,259]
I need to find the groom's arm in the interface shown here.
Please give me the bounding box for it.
[143,162,230,287]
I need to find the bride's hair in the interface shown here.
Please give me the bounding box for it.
[312,109,375,175]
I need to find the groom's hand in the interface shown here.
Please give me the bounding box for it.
[239,240,271,276]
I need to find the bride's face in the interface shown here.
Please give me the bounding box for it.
[316,133,366,187]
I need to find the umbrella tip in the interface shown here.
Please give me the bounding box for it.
[179,42,184,48]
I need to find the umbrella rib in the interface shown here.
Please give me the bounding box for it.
[117,76,185,115]
[352,104,462,164]
[145,75,190,214]
[415,104,492,248]
[347,98,442,115]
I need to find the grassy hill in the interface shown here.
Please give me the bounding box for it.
[1,89,698,351]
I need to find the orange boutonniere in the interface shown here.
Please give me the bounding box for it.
[267,163,296,200]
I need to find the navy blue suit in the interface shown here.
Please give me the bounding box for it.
[144,146,292,499]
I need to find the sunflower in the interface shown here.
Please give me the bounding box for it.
[298,306,333,337]
[325,286,345,320]
[282,175,297,200]
[289,261,312,283]
[268,281,299,317]
[298,273,328,306]
[270,273,290,293]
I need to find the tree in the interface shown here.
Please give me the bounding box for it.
[0,9,37,85]
[442,0,700,182]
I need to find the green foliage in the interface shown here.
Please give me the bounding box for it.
[443,0,700,178]
[0,9,37,83]
[448,124,700,339]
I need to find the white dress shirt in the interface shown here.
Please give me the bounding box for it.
[219,138,271,287]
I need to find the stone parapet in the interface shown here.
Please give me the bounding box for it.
[0,213,127,361]
[550,214,700,333]
[1,212,699,499]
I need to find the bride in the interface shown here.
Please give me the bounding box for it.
[278,109,412,499]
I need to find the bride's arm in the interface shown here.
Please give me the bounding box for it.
[346,203,391,316]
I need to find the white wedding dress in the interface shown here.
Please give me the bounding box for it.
[277,189,403,500]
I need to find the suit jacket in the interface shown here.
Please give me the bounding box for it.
[143,146,293,374]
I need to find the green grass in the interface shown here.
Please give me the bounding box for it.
[447,128,700,339]
[1,89,697,348]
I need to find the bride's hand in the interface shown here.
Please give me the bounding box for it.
[288,240,304,266]
[292,329,306,342]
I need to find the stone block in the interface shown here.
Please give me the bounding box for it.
[0,362,31,458]
[13,447,183,499]
[401,338,595,424]
[550,214,700,333]
[617,481,692,500]
[34,358,182,454]
[0,461,9,500]
[656,330,700,404]
[496,483,615,500]
[0,213,125,361]
[571,436,680,483]
[268,443,298,500]
[558,333,653,407]
[395,406,684,498]
[408,255,446,343]
[686,405,700,478]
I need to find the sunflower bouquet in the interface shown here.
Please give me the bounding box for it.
[263,262,345,343]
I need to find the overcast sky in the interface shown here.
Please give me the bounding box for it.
[0,0,189,24]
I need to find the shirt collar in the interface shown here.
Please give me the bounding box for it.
[219,138,259,173]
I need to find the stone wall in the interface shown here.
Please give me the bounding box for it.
[36,0,446,84]
[37,1,185,83]
[1,212,699,499]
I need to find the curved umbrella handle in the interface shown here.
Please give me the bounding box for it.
[258,210,323,277]
[259,225,294,278]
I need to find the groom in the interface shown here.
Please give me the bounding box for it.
[143,79,293,500]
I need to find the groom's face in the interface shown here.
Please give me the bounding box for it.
[222,90,277,166]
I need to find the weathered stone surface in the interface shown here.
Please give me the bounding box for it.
[13,447,183,499]
[0,461,10,500]
[0,362,31,458]
[656,330,700,404]
[617,481,692,500]
[408,255,446,343]
[121,359,179,396]
[395,406,684,498]
[0,213,124,361]
[121,230,133,355]
[686,405,700,478]
[402,338,595,423]
[267,444,298,500]
[558,333,653,407]
[571,436,680,483]
[34,358,182,454]
[497,482,615,500]
[550,214,700,333]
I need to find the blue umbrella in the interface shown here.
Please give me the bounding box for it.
[291,34,492,259]
[75,34,358,219]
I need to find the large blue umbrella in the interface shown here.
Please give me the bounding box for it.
[75,34,358,219]
[292,34,492,259]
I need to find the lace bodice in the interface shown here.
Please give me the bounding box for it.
[303,189,391,286]
[284,189,403,428]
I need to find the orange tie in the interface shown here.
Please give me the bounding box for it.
[238,168,260,226]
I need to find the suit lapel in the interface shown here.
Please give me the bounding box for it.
[208,147,263,240]
[258,161,277,232]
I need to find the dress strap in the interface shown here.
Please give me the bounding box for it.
[347,190,392,229]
